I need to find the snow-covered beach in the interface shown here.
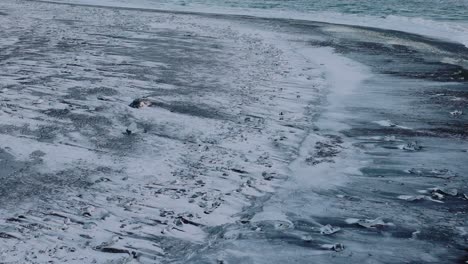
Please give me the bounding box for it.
[0,0,467,263]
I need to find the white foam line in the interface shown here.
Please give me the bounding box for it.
[288,47,369,188]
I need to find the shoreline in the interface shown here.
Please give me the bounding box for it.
[33,0,468,49]
[0,0,467,263]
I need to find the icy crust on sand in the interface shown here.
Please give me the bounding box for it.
[0,1,328,263]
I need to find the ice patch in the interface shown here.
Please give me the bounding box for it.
[373,120,412,130]
[345,217,394,228]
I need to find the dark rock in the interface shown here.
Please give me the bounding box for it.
[129,98,152,108]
